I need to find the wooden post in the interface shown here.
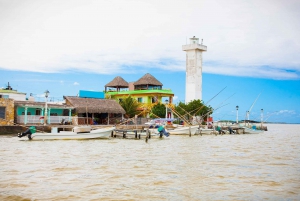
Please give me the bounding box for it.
[189,126,191,137]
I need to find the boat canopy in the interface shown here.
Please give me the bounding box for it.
[145,118,175,125]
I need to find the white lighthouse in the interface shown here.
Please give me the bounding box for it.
[182,36,207,103]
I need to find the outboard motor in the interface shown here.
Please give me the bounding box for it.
[17,126,36,140]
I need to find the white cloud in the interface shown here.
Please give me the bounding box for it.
[36,93,46,98]
[277,110,296,115]
[73,82,80,86]
[0,0,299,79]
[264,110,297,121]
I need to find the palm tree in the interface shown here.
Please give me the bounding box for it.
[118,95,141,118]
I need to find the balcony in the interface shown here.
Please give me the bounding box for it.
[17,115,72,125]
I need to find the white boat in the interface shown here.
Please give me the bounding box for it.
[242,126,264,134]
[168,125,199,135]
[18,126,115,140]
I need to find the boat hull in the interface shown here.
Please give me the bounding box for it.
[22,127,115,140]
[242,127,264,134]
[168,126,199,135]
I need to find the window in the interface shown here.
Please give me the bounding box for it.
[35,109,41,115]
[63,109,69,116]
[22,111,32,115]
[0,95,9,98]
[137,97,143,103]
[0,107,6,119]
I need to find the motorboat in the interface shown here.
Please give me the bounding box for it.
[17,126,115,140]
[168,125,199,135]
[145,119,199,136]
[242,126,264,134]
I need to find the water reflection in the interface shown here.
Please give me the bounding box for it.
[0,124,300,200]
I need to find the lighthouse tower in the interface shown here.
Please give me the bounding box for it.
[182,36,207,103]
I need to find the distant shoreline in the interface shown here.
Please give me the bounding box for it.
[216,121,300,124]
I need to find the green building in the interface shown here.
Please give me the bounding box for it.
[105,73,174,117]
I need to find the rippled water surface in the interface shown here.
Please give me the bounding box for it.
[1,124,300,200]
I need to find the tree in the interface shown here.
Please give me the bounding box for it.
[150,102,166,118]
[186,99,212,117]
[175,100,212,124]
[118,96,141,118]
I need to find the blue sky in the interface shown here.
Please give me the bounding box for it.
[0,0,300,123]
[2,69,300,124]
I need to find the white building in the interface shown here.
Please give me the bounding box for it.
[0,83,26,101]
[182,36,207,103]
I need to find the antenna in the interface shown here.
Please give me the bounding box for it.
[248,93,262,120]
[6,82,12,90]
[249,93,261,113]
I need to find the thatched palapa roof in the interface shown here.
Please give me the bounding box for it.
[134,73,163,86]
[105,76,129,88]
[64,96,125,114]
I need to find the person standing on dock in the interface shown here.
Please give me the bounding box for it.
[157,125,169,137]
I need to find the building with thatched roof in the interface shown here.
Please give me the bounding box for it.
[64,96,125,114]
[133,73,163,90]
[105,76,129,92]
[106,73,174,118]
[64,96,125,125]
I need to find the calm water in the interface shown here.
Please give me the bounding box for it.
[0,124,299,200]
